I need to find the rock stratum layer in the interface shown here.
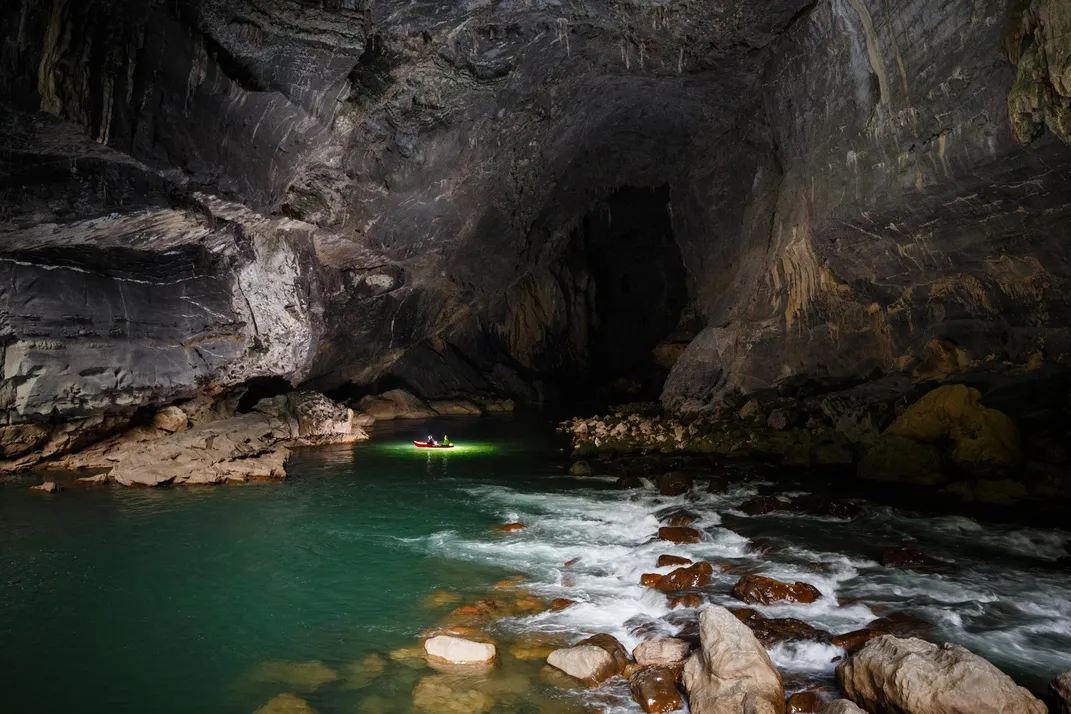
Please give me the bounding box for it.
[3,0,1071,469]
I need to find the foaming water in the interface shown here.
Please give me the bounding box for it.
[2,414,1068,713]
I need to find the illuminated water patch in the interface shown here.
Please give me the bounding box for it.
[370,441,500,457]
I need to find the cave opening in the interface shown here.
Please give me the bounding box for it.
[569,184,689,406]
[235,376,294,413]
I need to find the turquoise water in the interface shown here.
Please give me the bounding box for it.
[0,416,576,713]
[3,414,1070,713]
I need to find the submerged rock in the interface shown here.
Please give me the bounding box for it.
[667,593,703,610]
[248,660,338,692]
[254,693,317,714]
[630,665,685,713]
[412,674,495,713]
[658,554,694,567]
[836,636,1046,714]
[786,690,823,713]
[732,608,831,647]
[29,481,60,493]
[880,546,946,570]
[730,575,822,605]
[830,612,931,653]
[682,605,784,714]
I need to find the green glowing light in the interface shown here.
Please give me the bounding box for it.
[372,441,500,456]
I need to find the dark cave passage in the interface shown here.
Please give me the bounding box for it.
[570,185,690,405]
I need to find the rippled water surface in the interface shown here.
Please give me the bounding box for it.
[2,414,1069,713]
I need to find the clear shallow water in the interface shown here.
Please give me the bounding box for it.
[2,414,1069,713]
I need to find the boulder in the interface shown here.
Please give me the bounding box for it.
[682,605,784,714]
[642,573,665,588]
[619,475,645,489]
[858,435,947,485]
[569,460,594,476]
[1050,670,1071,714]
[29,481,60,493]
[152,405,188,433]
[430,399,483,416]
[740,496,792,516]
[356,389,436,420]
[546,645,619,685]
[836,636,1046,714]
[633,638,690,667]
[767,409,790,430]
[884,384,1021,473]
[666,512,697,527]
[576,633,630,675]
[549,598,576,611]
[412,674,495,713]
[880,546,945,569]
[631,666,685,713]
[658,471,694,496]
[254,693,317,714]
[668,593,703,609]
[655,562,714,592]
[732,608,831,647]
[499,522,526,532]
[820,701,866,714]
[658,554,694,567]
[707,476,730,493]
[731,575,822,605]
[659,526,702,544]
[249,660,338,691]
[423,635,496,665]
[830,612,931,653]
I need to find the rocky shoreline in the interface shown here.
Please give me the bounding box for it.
[7,385,512,488]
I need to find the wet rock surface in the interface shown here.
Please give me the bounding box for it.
[837,636,1047,714]
[731,575,823,605]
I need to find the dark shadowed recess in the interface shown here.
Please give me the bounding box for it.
[562,185,689,406]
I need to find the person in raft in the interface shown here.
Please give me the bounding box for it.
[442,435,452,446]
[426,434,437,446]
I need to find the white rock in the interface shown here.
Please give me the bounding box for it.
[682,605,783,714]
[837,636,1047,714]
[424,636,496,665]
[633,638,690,667]
[29,481,59,493]
[546,645,617,684]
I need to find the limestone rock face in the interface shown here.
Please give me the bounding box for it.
[836,636,1047,714]
[152,406,188,433]
[682,605,784,714]
[357,390,437,421]
[46,392,366,486]
[423,635,496,665]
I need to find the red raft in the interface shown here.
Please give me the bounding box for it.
[413,441,455,449]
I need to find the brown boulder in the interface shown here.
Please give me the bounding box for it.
[732,608,831,647]
[830,612,931,653]
[152,405,189,433]
[731,575,822,605]
[641,573,665,588]
[858,434,947,486]
[658,471,694,496]
[706,476,730,493]
[633,638,690,667]
[880,546,946,569]
[549,598,576,612]
[659,526,701,544]
[657,554,693,568]
[739,496,792,516]
[569,460,594,476]
[499,522,526,532]
[666,513,696,527]
[630,666,685,713]
[619,475,645,489]
[667,593,703,609]
[655,562,714,593]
